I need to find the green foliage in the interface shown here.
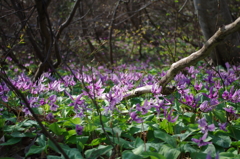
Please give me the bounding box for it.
[1,61,240,158]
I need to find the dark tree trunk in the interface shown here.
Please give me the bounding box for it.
[193,0,240,66]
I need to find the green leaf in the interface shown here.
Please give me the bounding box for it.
[134,137,144,148]
[91,115,108,126]
[48,140,84,159]
[154,130,177,147]
[202,144,216,155]
[48,140,61,154]
[210,132,231,148]
[144,114,155,122]
[26,145,46,157]
[213,110,226,123]
[65,130,77,141]
[5,117,16,124]
[87,137,106,146]
[122,150,142,159]
[173,131,195,142]
[228,125,240,140]
[132,143,163,156]
[142,151,166,159]
[49,123,66,135]
[0,118,5,128]
[190,152,207,159]
[180,143,197,153]
[226,147,238,154]
[84,145,113,159]
[231,141,240,147]
[103,127,122,136]
[158,144,181,159]
[76,136,89,152]
[129,124,149,134]
[47,155,62,159]
[11,132,36,138]
[65,148,84,159]
[219,152,240,158]
[32,107,44,115]
[160,119,175,134]
[109,136,133,149]
[0,137,21,146]
[63,117,81,126]
[36,134,47,147]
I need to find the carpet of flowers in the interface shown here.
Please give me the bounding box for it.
[0,60,240,159]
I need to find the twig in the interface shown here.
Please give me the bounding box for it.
[0,72,70,159]
[178,0,189,12]
[109,0,121,66]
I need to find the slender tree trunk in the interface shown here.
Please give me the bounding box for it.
[193,0,240,66]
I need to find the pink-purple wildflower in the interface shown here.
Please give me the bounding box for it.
[76,125,84,135]
[192,132,212,147]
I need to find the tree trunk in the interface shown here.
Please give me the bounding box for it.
[193,0,240,66]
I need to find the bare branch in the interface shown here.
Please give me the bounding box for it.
[0,72,70,159]
[53,0,81,68]
[178,0,189,12]
[113,16,240,99]
[109,0,121,66]
[55,0,81,39]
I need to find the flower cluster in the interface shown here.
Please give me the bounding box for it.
[0,82,9,102]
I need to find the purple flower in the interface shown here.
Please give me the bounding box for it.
[210,98,219,106]
[76,125,84,135]
[164,109,178,123]
[153,98,169,114]
[50,103,59,111]
[46,113,54,121]
[199,101,210,112]
[68,93,90,117]
[104,86,123,114]
[151,83,162,95]
[182,94,200,108]
[186,66,199,78]
[224,106,236,115]
[6,56,12,61]
[175,73,191,87]
[198,118,215,133]
[63,75,76,87]
[1,96,8,102]
[85,79,105,98]
[48,95,57,103]
[204,73,214,84]
[206,151,219,159]
[194,82,203,91]
[222,90,231,100]
[218,122,227,131]
[231,90,240,103]
[222,87,240,103]
[221,71,238,86]
[75,111,84,118]
[22,107,31,116]
[0,82,9,102]
[28,97,40,108]
[177,83,190,95]
[136,99,151,115]
[200,99,219,112]
[203,87,218,99]
[69,94,84,108]
[48,80,64,92]
[214,81,222,90]
[0,107,3,115]
[39,98,46,105]
[192,132,212,147]
[130,111,143,123]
